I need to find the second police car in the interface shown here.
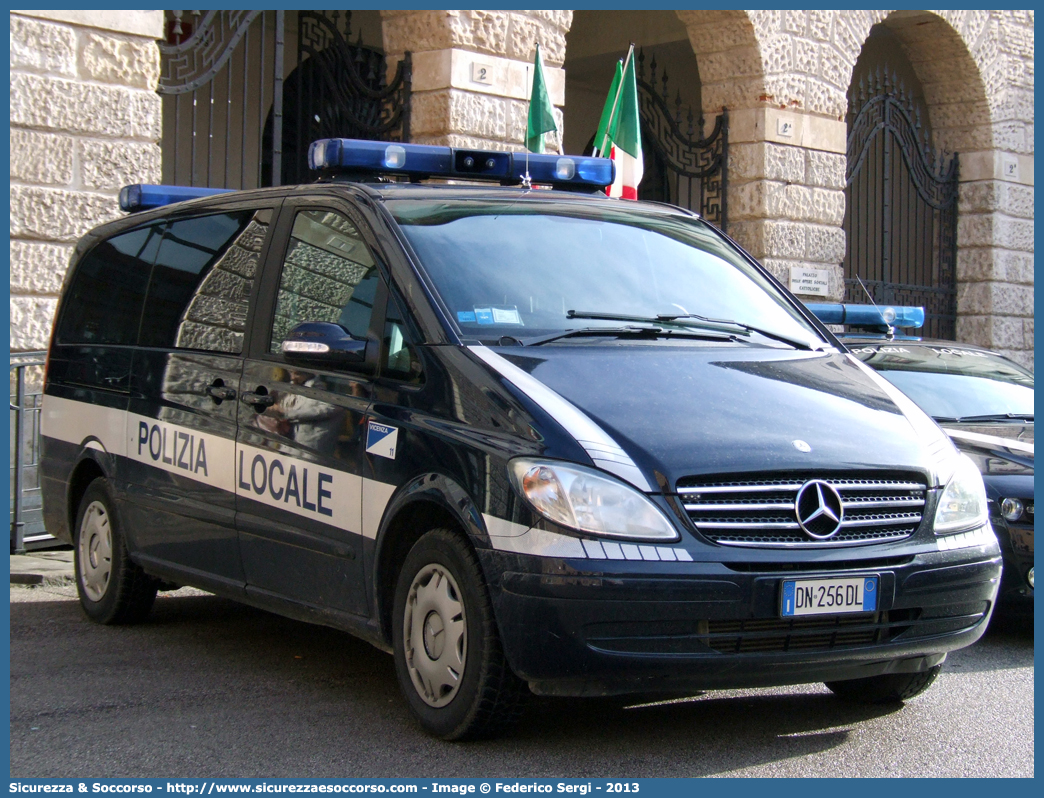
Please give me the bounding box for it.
[808,303,1033,612]
[39,139,1001,739]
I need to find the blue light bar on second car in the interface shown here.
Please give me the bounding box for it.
[119,184,235,213]
[308,138,615,189]
[806,303,925,329]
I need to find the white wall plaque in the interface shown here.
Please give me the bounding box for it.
[789,266,831,297]
[471,61,494,86]
[1001,154,1020,181]
[776,116,795,138]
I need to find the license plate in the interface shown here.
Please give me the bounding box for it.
[781,576,878,617]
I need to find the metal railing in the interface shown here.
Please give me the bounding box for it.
[10,351,47,553]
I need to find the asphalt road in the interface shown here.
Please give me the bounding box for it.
[9,583,1034,778]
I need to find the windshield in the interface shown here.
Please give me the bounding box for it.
[388,200,824,348]
[851,344,1034,420]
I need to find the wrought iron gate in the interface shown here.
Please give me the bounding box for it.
[636,49,727,230]
[159,10,410,190]
[844,68,958,339]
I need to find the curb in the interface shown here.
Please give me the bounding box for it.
[11,573,44,586]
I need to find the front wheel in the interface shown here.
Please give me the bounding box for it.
[825,665,941,704]
[392,528,527,739]
[74,478,158,624]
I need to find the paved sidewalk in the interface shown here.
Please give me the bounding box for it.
[10,549,75,585]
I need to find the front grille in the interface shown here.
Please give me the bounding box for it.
[705,612,915,654]
[678,473,928,547]
[585,610,920,656]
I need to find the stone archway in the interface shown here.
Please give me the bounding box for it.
[843,11,1033,367]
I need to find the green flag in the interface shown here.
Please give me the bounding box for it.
[612,51,641,160]
[526,44,556,153]
[593,60,622,157]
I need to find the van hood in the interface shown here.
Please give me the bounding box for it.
[489,345,947,491]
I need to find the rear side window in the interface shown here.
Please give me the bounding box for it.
[57,225,162,345]
[269,208,378,353]
[139,208,272,354]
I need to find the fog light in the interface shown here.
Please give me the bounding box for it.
[1028,567,1034,589]
[1001,497,1024,522]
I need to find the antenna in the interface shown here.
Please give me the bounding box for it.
[856,275,876,306]
[855,276,896,339]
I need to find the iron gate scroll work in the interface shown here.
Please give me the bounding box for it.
[159,11,411,191]
[844,68,959,339]
[272,11,411,186]
[636,49,727,230]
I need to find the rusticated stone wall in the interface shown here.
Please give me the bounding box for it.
[10,10,164,351]
[382,10,571,152]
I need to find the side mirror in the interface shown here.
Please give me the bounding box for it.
[282,321,370,367]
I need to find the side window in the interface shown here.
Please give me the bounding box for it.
[383,293,424,384]
[270,208,379,354]
[57,225,162,345]
[139,208,271,354]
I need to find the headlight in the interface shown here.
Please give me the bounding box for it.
[1000,497,1024,522]
[933,453,988,535]
[508,458,679,542]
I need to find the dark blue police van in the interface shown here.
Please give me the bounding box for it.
[40,140,1001,739]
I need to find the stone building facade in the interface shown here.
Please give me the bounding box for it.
[10,10,164,351]
[8,9,1034,369]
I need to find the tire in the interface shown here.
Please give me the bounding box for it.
[825,665,941,704]
[392,528,527,740]
[73,478,158,625]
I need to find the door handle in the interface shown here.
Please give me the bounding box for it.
[207,382,237,402]
[240,390,275,409]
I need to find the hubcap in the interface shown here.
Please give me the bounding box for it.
[78,501,113,602]
[403,564,466,708]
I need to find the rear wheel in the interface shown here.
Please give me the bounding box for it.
[825,665,941,704]
[392,528,527,739]
[74,479,157,624]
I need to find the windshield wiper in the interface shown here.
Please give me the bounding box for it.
[934,413,1034,423]
[567,310,816,351]
[512,325,735,347]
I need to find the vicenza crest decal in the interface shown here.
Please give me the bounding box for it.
[795,480,844,540]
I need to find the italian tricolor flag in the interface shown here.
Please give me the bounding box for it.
[593,47,643,200]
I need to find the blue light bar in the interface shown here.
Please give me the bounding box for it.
[119,184,235,212]
[806,303,925,329]
[308,138,615,189]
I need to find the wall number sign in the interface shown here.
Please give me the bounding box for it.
[471,62,493,85]
[1001,154,1020,181]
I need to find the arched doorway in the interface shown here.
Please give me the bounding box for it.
[158,10,409,190]
[261,11,409,187]
[844,22,959,339]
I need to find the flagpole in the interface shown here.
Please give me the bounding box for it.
[598,43,634,157]
[523,63,531,187]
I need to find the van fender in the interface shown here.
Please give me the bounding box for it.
[61,443,118,543]
[369,472,490,644]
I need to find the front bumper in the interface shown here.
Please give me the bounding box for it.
[481,533,1001,697]
[994,517,1034,606]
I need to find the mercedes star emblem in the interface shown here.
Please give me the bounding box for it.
[795,479,845,539]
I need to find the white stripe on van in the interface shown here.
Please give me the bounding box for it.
[43,395,690,561]
[41,394,385,537]
[468,346,653,491]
